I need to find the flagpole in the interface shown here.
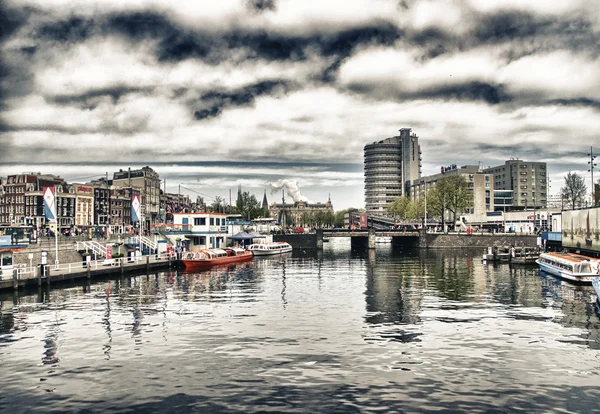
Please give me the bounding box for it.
[54,220,59,269]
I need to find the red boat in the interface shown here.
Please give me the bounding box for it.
[180,247,252,269]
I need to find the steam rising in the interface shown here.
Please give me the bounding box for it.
[269,179,311,203]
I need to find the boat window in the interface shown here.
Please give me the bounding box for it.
[580,262,591,273]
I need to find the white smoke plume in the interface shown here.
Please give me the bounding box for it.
[269,179,311,203]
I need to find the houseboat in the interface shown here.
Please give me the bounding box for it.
[181,247,252,269]
[246,242,293,256]
[536,252,600,283]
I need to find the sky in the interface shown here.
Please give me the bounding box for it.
[1,0,599,210]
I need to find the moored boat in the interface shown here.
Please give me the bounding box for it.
[247,242,293,256]
[536,252,600,283]
[593,277,600,302]
[181,247,252,269]
[375,236,392,244]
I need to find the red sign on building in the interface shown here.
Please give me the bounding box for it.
[106,245,113,259]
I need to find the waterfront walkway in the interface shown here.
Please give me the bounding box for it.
[0,252,175,291]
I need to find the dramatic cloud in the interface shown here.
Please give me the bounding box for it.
[1,0,599,208]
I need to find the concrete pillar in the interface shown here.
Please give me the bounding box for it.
[418,229,428,249]
[316,229,324,249]
[368,229,376,249]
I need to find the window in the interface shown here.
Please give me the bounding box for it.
[210,218,214,225]
[194,217,206,226]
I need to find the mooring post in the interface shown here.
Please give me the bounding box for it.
[316,229,324,249]
[120,257,124,275]
[13,268,18,290]
[146,255,150,271]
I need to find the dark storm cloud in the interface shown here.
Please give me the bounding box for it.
[194,80,290,120]
[418,82,512,105]
[48,86,155,107]
[246,0,277,13]
[347,81,512,105]
[0,2,31,41]
[35,10,403,65]
[548,98,600,110]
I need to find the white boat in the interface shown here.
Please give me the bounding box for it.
[375,236,392,244]
[593,277,600,302]
[247,242,293,256]
[536,252,600,283]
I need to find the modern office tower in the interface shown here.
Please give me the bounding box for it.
[483,159,547,210]
[364,128,421,215]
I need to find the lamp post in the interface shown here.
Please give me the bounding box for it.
[588,146,597,206]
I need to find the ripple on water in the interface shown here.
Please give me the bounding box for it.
[0,247,599,412]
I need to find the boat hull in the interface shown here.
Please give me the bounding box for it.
[181,252,252,269]
[250,247,293,256]
[593,277,600,301]
[536,260,597,284]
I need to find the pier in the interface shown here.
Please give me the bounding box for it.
[0,252,174,291]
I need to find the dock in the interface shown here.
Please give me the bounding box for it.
[0,252,175,291]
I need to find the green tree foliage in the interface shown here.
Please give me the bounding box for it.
[594,180,599,207]
[235,191,263,220]
[426,176,470,231]
[406,195,425,219]
[560,172,587,210]
[209,196,225,213]
[387,196,410,219]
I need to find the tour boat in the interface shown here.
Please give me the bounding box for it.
[181,247,252,269]
[246,242,293,256]
[375,236,392,244]
[593,277,600,302]
[536,252,600,283]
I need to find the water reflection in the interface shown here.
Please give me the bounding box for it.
[0,244,599,413]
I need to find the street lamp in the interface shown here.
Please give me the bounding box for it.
[588,146,597,206]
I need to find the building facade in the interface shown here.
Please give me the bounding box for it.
[483,160,547,209]
[269,199,334,227]
[74,185,95,227]
[112,167,161,228]
[364,128,421,215]
[170,212,229,250]
[0,173,65,227]
[412,165,494,217]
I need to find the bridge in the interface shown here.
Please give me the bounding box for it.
[321,228,420,249]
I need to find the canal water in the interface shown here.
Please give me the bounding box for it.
[1,240,599,413]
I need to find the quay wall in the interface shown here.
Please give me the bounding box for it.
[419,232,538,249]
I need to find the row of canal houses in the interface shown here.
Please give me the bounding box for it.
[0,166,194,235]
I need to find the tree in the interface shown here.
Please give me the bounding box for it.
[426,176,470,231]
[427,185,448,231]
[210,196,225,213]
[594,180,600,207]
[235,191,262,220]
[444,175,470,225]
[560,172,587,210]
[405,195,425,220]
[387,196,410,219]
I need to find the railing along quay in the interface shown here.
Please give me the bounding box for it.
[0,252,176,291]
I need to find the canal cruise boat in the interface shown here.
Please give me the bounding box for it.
[593,277,600,303]
[536,252,600,283]
[181,247,252,269]
[246,242,293,256]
